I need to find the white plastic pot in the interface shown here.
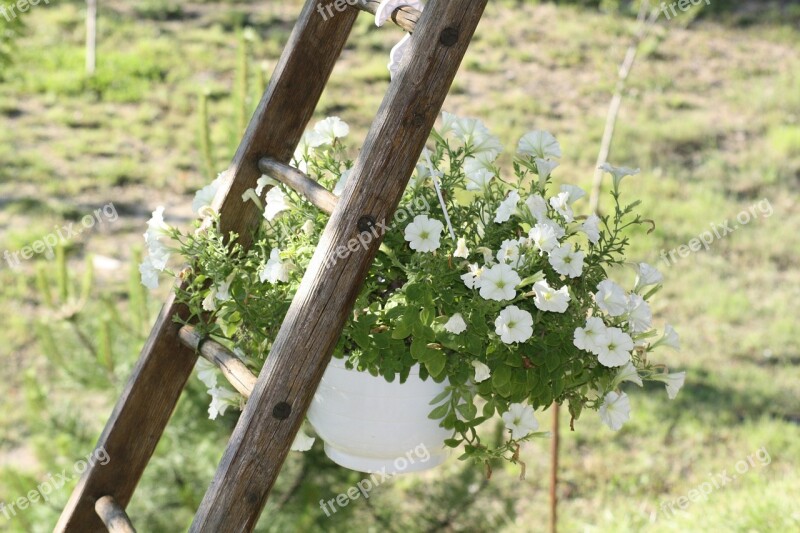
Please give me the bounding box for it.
[307,358,450,474]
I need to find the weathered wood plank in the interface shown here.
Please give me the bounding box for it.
[190,1,488,531]
[55,3,358,530]
[178,325,257,398]
[259,158,338,215]
[95,496,136,533]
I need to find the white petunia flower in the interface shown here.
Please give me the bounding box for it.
[548,243,585,278]
[497,239,523,267]
[599,391,630,431]
[540,216,566,239]
[439,111,460,137]
[534,158,559,184]
[494,191,520,223]
[143,207,171,275]
[264,187,290,221]
[650,371,686,400]
[634,262,663,292]
[260,248,291,284]
[293,131,315,173]
[461,263,484,289]
[495,305,534,344]
[454,237,470,258]
[404,215,444,252]
[532,280,570,313]
[595,327,633,367]
[525,194,549,222]
[528,223,559,254]
[581,214,601,245]
[301,219,315,235]
[208,386,240,420]
[626,294,652,333]
[654,324,681,351]
[192,174,223,215]
[595,279,628,317]
[476,247,495,264]
[255,175,278,197]
[472,133,503,160]
[613,361,643,388]
[479,263,521,301]
[471,361,491,383]
[451,116,489,143]
[202,290,217,312]
[444,313,468,334]
[598,162,640,190]
[308,116,349,147]
[501,403,539,439]
[573,316,609,353]
[560,184,586,204]
[451,117,503,159]
[139,256,161,290]
[464,153,496,175]
[465,167,495,191]
[215,274,234,302]
[290,425,316,452]
[144,206,169,246]
[517,130,562,159]
[196,358,218,389]
[333,168,352,196]
[549,191,574,223]
[411,162,432,187]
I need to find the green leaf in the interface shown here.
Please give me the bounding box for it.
[406,282,425,301]
[456,401,477,420]
[410,337,428,361]
[492,365,512,389]
[429,388,451,406]
[518,270,545,288]
[482,399,495,417]
[465,332,484,356]
[391,320,412,339]
[428,402,450,420]
[544,350,560,372]
[425,350,447,378]
[420,307,434,326]
[552,375,565,397]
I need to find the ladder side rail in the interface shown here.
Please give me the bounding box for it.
[55,3,358,530]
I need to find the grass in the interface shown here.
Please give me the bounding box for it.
[1,0,799,531]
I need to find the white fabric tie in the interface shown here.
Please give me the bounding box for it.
[375,0,425,79]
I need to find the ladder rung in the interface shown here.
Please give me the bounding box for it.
[95,496,136,533]
[178,325,256,398]
[356,0,419,33]
[258,157,338,215]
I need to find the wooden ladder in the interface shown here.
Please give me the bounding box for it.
[55,1,487,531]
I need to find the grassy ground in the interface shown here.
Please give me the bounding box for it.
[1,1,799,531]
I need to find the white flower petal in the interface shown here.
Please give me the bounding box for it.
[479,264,521,302]
[599,391,630,431]
[471,361,491,383]
[518,130,561,159]
[501,403,539,439]
[404,215,444,253]
[494,305,533,344]
[444,313,468,334]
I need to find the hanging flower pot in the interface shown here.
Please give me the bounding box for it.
[155,113,685,472]
[307,358,451,474]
